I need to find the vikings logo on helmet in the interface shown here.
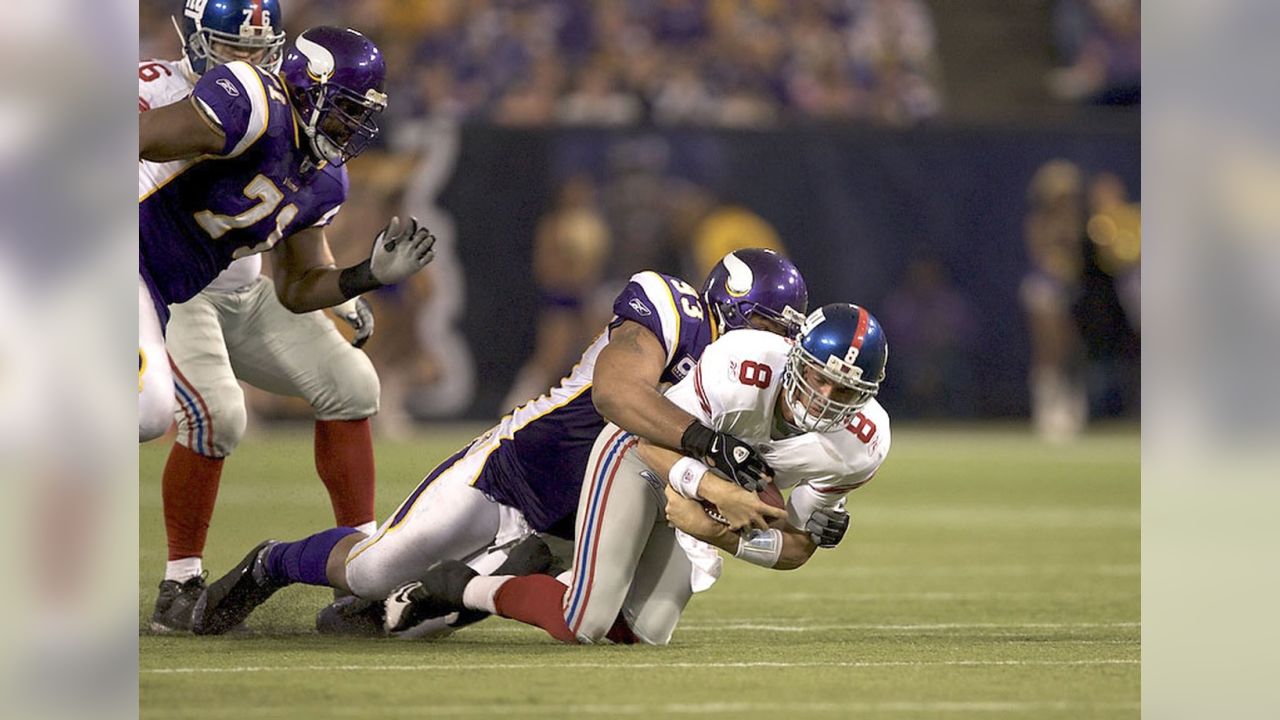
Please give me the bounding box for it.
[702,248,808,335]
[176,0,287,76]
[280,27,388,168]
[782,303,888,433]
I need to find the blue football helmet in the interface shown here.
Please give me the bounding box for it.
[702,249,809,335]
[280,27,388,167]
[174,0,286,76]
[782,303,889,433]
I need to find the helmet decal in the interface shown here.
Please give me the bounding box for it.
[295,33,335,83]
[723,252,753,297]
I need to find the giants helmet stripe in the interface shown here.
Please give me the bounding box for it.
[850,306,870,353]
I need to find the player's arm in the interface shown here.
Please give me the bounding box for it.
[662,486,817,570]
[635,440,784,531]
[139,98,224,162]
[592,320,697,448]
[595,314,771,490]
[272,217,436,313]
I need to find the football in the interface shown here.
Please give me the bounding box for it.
[701,482,786,525]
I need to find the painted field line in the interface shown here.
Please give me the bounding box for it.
[680,621,1140,630]
[188,700,1143,717]
[142,658,1138,675]
[803,563,1139,577]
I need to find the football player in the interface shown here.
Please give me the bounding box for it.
[387,303,889,645]
[141,4,388,632]
[138,24,436,446]
[190,250,809,637]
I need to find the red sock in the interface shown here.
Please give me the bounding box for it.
[607,614,640,645]
[314,419,376,527]
[493,574,579,644]
[162,443,224,560]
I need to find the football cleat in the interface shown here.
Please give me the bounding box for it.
[448,534,554,631]
[191,540,283,636]
[384,560,477,635]
[149,573,207,633]
[314,595,386,638]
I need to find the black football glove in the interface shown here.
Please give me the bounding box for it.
[680,422,772,492]
[805,507,851,548]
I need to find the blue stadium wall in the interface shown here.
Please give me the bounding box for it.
[437,119,1140,421]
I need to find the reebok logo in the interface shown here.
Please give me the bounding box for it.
[216,78,241,97]
[629,298,652,317]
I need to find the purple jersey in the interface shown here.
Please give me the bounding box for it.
[471,271,720,534]
[139,61,347,322]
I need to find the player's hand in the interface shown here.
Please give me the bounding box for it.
[680,422,772,492]
[332,296,375,348]
[805,507,850,548]
[370,215,436,285]
[663,486,728,541]
[699,475,786,532]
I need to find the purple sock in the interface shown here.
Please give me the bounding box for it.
[263,527,359,587]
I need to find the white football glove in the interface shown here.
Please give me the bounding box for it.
[369,216,436,286]
[332,296,375,348]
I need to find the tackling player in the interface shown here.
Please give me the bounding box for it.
[142,2,387,632]
[190,250,809,637]
[138,24,437,444]
[389,303,889,645]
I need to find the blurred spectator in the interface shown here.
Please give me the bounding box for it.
[1020,159,1088,442]
[1084,172,1141,330]
[501,174,612,411]
[882,257,978,418]
[1048,0,1141,105]
[140,0,944,127]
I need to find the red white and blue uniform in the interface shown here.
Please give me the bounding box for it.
[563,329,891,645]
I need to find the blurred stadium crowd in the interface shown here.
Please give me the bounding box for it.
[138,0,1140,440]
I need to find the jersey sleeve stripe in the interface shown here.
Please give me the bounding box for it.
[631,272,680,365]
[311,204,342,228]
[224,63,271,158]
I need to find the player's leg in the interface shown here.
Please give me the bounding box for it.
[227,278,380,531]
[618,524,696,646]
[403,427,657,644]
[139,277,173,442]
[192,437,503,635]
[151,290,247,631]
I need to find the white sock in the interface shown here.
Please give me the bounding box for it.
[352,520,376,536]
[165,557,202,582]
[462,574,513,614]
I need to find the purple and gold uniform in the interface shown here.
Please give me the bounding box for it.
[139,60,346,325]
[343,270,720,600]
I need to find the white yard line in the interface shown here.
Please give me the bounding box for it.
[143,658,1138,675]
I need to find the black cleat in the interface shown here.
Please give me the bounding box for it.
[449,535,554,630]
[149,574,207,633]
[191,540,283,636]
[315,596,386,637]
[385,560,478,634]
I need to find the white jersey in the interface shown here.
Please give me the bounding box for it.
[139,58,261,292]
[665,329,891,530]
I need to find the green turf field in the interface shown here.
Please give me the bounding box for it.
[140,424,1139,719]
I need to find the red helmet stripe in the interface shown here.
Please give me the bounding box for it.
[850,306,869,352]
[251,0,263,25]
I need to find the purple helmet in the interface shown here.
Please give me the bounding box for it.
[702,248,809,335]
[280,27,387,167]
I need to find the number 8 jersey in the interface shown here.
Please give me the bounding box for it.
[139,60,346,322]
[664,329,892,529]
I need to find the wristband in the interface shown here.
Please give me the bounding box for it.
[734,528,783,568]
[338,258,383,300]
[668,456,709,500]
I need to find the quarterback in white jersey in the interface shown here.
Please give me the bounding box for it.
[388,302,889,645]
[140,2,386,633]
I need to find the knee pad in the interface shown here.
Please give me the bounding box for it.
[312,349,380,420]
[172,380,246,458]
